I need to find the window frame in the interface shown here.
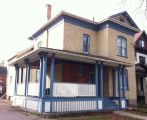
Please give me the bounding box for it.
[117,36,127,57]
[77,65,84,77]
[139,56,145,64]
[139,39,145,48]
[89,72,95,84]
[83,34,90,54]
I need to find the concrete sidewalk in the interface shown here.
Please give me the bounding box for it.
[114,111,147,120]
[0,100,55,120]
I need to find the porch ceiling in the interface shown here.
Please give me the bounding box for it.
[8,47,132,67]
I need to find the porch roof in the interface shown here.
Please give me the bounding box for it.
[8,47,132,67]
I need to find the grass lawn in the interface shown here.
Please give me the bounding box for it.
[137,104,147,113]
[58,114,140,120]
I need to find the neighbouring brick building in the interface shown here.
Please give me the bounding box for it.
[134,31,147,104]
[0,64,7,97]
[7,5,141,113]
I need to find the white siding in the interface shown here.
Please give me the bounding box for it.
[33,31,47,49]
[136,52,147,64]
[26,99,40,111]
[48,20,64,50]
[6,66,15,100]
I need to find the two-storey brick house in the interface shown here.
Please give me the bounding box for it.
[8,7,140,113]
[135,31,147,104]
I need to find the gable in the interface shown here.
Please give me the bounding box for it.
[109,11,139,29]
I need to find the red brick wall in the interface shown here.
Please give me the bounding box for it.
[62,62,94,83]
[0,74,7,95]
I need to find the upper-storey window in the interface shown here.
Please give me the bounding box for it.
[139,56,145,64]
[117,36,127,57]
[139,40,144,47]
[83,34,90,53]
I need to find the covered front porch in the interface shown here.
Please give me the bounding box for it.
[10,48,129,113]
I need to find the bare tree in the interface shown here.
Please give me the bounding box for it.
[122,0,147,18]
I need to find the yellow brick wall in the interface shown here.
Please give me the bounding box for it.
[64,22,136,105]
[108,28,136,105]
[64,22,97,55]
[108,28,135,63]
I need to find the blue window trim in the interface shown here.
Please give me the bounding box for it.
[117,36,127,57]
[83,34,90,54]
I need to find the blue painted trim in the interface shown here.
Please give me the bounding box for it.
[14,64,19,96]
[24,58,30,96]
[95,61,99,110]
[100,61,103,97]
[41,52,48,98]
[118,65,123,109]
[64,15,97,31]
[43,97,103,102]
[122,66,126,98]
[50,53,55,97]
[112,69,116,97]
[50,53,55,112]
[38,53,43,98]
[95,61,99,97]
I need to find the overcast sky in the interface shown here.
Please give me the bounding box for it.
[0,0,146,62]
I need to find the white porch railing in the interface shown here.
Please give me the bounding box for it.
[28,82,39,96]
[17,83,25,95]
[53,82,96,97]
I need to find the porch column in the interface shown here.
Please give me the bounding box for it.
[14,64,19,96]
[39,53,43,98]
[100,61,103,97]
[118,65,123,109]
[50,53,55,97]
[122,66,126,98]
[95,61,99,97]
[50,53,55,113]
[118,65,122,98]
[41,52,48,98]
[112,69,116,97]
[24,58,30,96]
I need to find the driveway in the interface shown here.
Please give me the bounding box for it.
[0,100,52,120]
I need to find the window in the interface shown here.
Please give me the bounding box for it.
[83,34,90,53]
[139,56,145,64]
[139,40,144,47]
[77,65,84,77]
[89,72,95,84]
[120,69,128,90]
[117,36,127,57]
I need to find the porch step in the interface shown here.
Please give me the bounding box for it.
[103,98,119,110]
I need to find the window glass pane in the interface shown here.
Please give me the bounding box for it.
[118,47,121,55]
[122,39,127,48]
[142,40,144,47]
[117,38,121,47]
[89,72,95,84]
[83,34,90,53]
[122,48,127,56]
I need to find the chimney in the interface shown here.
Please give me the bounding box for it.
[46,4,52,21]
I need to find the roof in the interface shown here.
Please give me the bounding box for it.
[28,11,140,40]
[9,47,132,67]
[108,11,139,29]
[134,30,147,42]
